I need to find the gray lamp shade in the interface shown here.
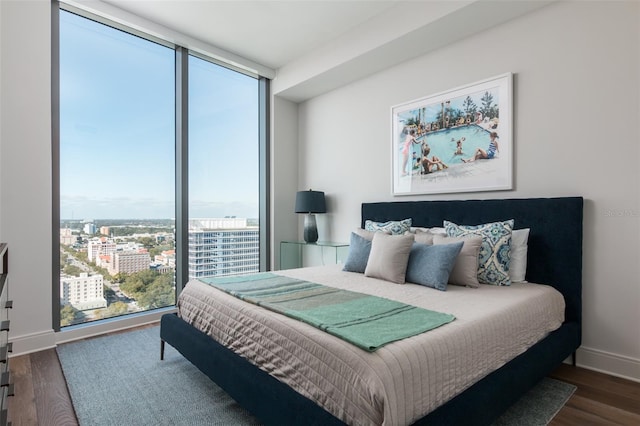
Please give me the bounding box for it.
[295,190,326,214]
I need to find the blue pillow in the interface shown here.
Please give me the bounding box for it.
[342,232,372,273]
[405,242,464,291]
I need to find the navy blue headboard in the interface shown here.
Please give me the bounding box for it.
[361,197,583,326]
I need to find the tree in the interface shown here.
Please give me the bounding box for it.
[75,250,88,263]
[105,301,129,317]
[119,269,175,309]
[462,96,478,118]
[137,273,175,309]
[121,269,159,298]
[60,253,68,269]
[60,304,85,326]
[63,264,83,276]
[449,108,464,124]
[480,91,498,119]
[120,277,146,298]
[137,236,156,250]
[112,272,126,283]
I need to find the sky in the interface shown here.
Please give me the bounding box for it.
[59,11,259,220]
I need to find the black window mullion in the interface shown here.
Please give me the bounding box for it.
[175,46,189,294]
[259,77,270,272]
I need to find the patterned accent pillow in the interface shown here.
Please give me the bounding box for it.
[364,218,412,235]
[444,219,514,286]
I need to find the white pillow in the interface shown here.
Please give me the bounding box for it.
[510,229,530,282]
[410,226,447,235]
[413,230,439,245]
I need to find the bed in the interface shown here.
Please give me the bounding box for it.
[160,196,583,425]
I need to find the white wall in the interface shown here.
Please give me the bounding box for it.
[0,0,3,232]
[0,0,56,351]
[271,95,299,269]
[297,1,640,381]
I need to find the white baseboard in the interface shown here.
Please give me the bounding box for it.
[576,346,640,383]
[9,328,57,356]
[9,307,176,357]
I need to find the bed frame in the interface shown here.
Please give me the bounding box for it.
[161,196,583,425]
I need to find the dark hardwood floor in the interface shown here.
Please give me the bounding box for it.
[549,364,640,425]
[7,346,640,425]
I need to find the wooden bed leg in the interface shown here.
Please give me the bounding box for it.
[160,339,165,361]
[571,351,576,366]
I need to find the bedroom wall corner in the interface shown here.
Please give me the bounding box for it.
[271,95,299,270]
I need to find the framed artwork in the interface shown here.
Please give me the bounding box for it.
[391,73,513,196]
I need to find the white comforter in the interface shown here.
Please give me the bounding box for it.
[178,264,565,426]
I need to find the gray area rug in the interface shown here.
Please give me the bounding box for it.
[57,326,575,426]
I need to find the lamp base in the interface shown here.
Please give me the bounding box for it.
[303,214,319,243]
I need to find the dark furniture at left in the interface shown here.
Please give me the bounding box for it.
[0,243,13,426]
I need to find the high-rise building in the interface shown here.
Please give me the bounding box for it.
[87,237,117,262]
[154,249,176,268]
[188,218,259,279]
[109,250,152,275]
[83,222,97,235]
[60,228,76,245]
[60,272,107,311]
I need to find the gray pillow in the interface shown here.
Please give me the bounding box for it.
[433,234,482,288]
[364,232,414,284]
[342,232,372,273]
[405,241,463,291]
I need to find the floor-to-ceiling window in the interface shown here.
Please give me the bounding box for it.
[54,5,267,329]
[188,55,260,279]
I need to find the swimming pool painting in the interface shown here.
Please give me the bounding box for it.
[391,73,513,196]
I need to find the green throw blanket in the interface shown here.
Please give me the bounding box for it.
[200,273,455,352]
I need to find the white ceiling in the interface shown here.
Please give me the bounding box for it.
[103,0,401,70]
[92,0,554,101]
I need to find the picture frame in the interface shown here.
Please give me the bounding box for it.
[391,73,513,196]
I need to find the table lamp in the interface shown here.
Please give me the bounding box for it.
[295,189,326,243]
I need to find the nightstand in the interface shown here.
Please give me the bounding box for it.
[280,241,349,270]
